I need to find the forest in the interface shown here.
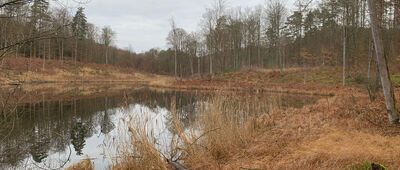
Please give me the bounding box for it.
[1,0,399,76]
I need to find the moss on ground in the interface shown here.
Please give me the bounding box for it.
[392,74,400,83]
[349,162,388,170]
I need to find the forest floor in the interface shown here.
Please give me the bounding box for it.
[172,66,400,96]
[0,56,172,86]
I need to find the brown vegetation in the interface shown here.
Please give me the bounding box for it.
[218,91,400,169]
[173,67,371,96]
[112,84,400,169]
[0,56,173,86]
[66,159,94,170]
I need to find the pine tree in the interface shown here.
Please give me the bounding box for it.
[29,0,49,59]
[72,7,87,74]
[30,0,49,27]
[72,7,88,40]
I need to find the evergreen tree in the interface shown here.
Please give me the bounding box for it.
[71,7,87,72]
[29,0,49,59]
[72,7,88,40]
[30,0,49,26]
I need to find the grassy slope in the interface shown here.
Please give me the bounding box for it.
[0,57,173,86]
[174,67,344,96]
[174,66,399,94]
[217,90,400,169]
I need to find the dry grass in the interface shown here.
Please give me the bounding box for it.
[221,91,400,170]
[297,130,400,166]
[187,94,276,168]
[0,83,149,105]
[0,56,174,85]
[173,67,346,96]
[66,159,94,170]
[112,93,272,170]
[112,89,400,170]
[111,100,173,170]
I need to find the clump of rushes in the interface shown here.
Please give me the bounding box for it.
[183,94,268,169]
[112,108,170,170]
[113,92,270,169]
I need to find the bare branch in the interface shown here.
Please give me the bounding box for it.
[0,0,32,9]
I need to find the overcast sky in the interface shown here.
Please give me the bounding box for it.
[65,0,295,52]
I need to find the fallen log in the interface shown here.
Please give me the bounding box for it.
[9,82,22,86]
[168,161,189,170]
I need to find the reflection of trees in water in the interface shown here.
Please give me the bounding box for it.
[0,135,29,167]
[28,127,51,163]
[270,94,320,110]
[128,89,202,130]
[0,94,122,168]
[0,88,202,168]
[70,122,88,156]
[0,88,322,169]
[101,112,115,135]
[101,97,115,135]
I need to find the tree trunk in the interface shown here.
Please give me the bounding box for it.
[368,40,373,80]
[368,0,399,124]
[174,47,177,77]
[105,45,109,65]
[75,38,78,75]
[342,7,347,86]
[15,45,18,58]
[258,42,261,68]
[210,51,213,74]
[190,57,194,76]
[48,39,51,60]
[43,41,46,70]
[198,57,201,75]
[29,42,32,71]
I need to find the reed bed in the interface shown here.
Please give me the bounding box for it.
[109,90,400,169]
[112,92,272,169]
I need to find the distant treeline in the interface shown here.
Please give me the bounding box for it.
[1,0,399,76]
[154,0,400,77]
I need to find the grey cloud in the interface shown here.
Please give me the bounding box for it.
[80,0,293,52]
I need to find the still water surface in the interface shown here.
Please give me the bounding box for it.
[0,87,320,169]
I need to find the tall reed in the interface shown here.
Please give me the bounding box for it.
[113,92,272,169]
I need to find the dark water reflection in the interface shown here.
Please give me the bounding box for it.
[0,87,321,169]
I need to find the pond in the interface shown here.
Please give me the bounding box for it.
[0,85,322,169]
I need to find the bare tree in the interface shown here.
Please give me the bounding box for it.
[368,0,399,124]
[342,1,347,86]
[183,32,199,76]
[167,19,187,77]
[200,0,227,74]
[169,18,178,78]
[201,9,215,74]
[100,26,115,65]
[265,0,287,71]
[0,0,32,9]
[294,0,312,84]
